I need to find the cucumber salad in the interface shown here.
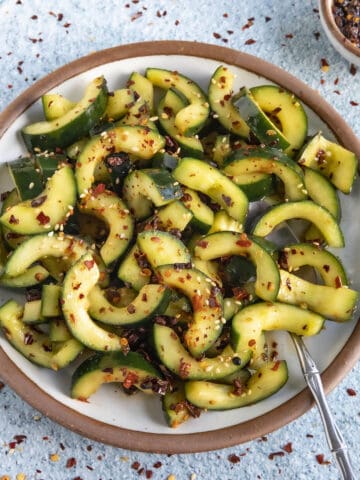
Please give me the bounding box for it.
[0,66,358,428]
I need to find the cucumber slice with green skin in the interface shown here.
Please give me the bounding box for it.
[208,210,243,234]
[173,158,248,224]
[22,77,108,152]
[0,265,49,287]
[49,318,72,342]
[229,173,274,202]
[223,146,307,202]
[208,66,250,138]
[146,68,210,136]
[22,299,44,324]
[117,244,152,291]
[278,243,347,287]
[104,88,134,121]
[88,283,171,326]
[194,231,280,302]
[35,153,68,183]
[41,284,62,317]
[42,93,75,121]
[61,253,125,351]
[231,302,324,364]
[250,85,308,156]
[277,270,358,322]
[252,200,344,248]
[192,258,222,288]
[117,98,156,129]
[303,167,340,220]
[0,299,83,369]
[212,134,231,167]
[157,89,204,158]
[162,381,191,428]
[104,152,133,195]
[180,188,214,233]
[297,132,357,193]
[153,324,245,379]
[234,87,290,151]
[2,233,107,284]
[155,200,193,232]
[71,350,162,400]
[156,266,224,357]
[122,168,182,220]
[137,230,191,268]
[7,157,44,201]
[79,188,134,266]
[75,125,165,196]
[219,367,251,385]
[1,189,28,249]
[128,71,155,114]
[184,360,288,410]
[0,164,76,235]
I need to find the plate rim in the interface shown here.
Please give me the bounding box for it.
[0,40,359,454]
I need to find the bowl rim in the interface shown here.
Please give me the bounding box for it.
[0,40,359,454]
[320,0,360,59]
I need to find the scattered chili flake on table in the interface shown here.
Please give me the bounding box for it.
[333,0,360,48]
[346,387,357,396]
[282,442,293,453]
[0,381,4,391]
[268,451,285,460]
[245,39,256,45]
[320,58,330,72]
[350,63,357,75]
[350,100,359,106]
[66,457,76,468]
[315,453,331,465]
[228,453,241,463]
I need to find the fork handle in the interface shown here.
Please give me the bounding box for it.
[293,336,356,480]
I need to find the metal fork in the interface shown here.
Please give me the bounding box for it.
[291,333,356,479]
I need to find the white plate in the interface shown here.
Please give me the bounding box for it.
[0,42,359,453]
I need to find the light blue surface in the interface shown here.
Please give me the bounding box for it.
[0,1,359,479]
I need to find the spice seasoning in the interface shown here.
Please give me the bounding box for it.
[333,0,360,48]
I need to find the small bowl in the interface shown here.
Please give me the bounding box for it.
[319,0,360,66]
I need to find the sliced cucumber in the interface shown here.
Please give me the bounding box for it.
[104,88,134,121]
[153,324,244,379]
[252,200,344,248]
[88,283,171,326]
[297,132,357,193]
[303,167,340,219]
[42,93,75,121]
[127,71,154,114]
[184,360,288,410]
[0,164,76,235]
[137,230,191,268]
[0,265,49,288]
[41,284,62,317]
[194,231,280,301]
[212,134,231,167]
[155,200,193,232]
[250,85,308,156]
[22,76,108,152]
[0,299,83,369]
[22,299,44,324]
[71,350,162,399]
[223,146,307,201]
[277,270,358,322]
[146,68,209,136]
[208,210,243,234]
[279,243,347,287]
[61,253,125,351]
[49,318,72,342]
[162,382,191,428]
[157,89,204,158]
[1,189,27,249]
[75,125,165,195]
[156,265,224,357]
[180,187,214,233]
[173,158,248,224]
[117,244,152,291]
[208,66,249,138]
[122,168,182,219]
[7,157,44,201]
[79,188,134,266]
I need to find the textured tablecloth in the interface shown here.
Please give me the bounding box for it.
[0,0,359,479]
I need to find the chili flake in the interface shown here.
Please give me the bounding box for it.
[36,211,50,225]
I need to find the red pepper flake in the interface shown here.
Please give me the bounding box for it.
[0,381,4,391]
[197,240,209,248]
[57,12,64,21]
[36,211,50,225]
[63,22,71,28]
[31,14,38,19]
[268,451,285,460]
[127,304,136,314]
[179,357,191,378]
[314,31,321,40]
[315,454,331,465]
[92,183,106,197]
[213,32,221,39]
[271,361,281,371]
[84,259,95,270]
[282,442,293,453]
[86,445,92,451]
[153,461,162,468]
[248,339,256,347]
[175,19,179,25]
[66,457,77,468]
[335,276,342,288]
[346,388,357,396]
[9,214,19,224]
[350,64,357,76]
[223,12,228,17]
[320,58,330,72]
[245,38,256,45]
[228,453,241,463]
[236,234,252,248]
[123,371,139,389]
[285,33,294,38]
[146,470,153,479]
[131,11,143,21]
[131,461,141,470]
[350,100,359,106]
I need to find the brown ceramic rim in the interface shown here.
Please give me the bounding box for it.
[0,41,359,454]
[320,0,360,59]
